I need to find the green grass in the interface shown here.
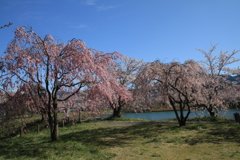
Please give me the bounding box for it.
[187,116,233,122]
[0,114,43,137]
[1,117,240,160]
[164,116,234,122]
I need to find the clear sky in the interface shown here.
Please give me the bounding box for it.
[1,0,240,66]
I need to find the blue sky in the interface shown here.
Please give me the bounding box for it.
[1,0,240,67]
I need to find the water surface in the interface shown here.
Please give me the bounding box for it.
[122,109,239,120]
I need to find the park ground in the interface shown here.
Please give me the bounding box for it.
[1,117,240,160]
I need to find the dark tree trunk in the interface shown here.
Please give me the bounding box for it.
[51,111,58,141]
[112,106,122,117]
[41,113,45,122]
[50,124,58,141]
[178,120,186,126]
[169,97,190,127]
[110,97,125,118]
[177,108,188,127]
[51,101,59,141]
[209,111,215,117]
[47,101,59,141]
[207,107,216,117]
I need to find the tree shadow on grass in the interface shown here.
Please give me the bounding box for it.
[0,120,53,159]
[183,124,240,145]
[60,123,240,147]
[0,137,51,159]
[2,122,240,159]
[59,124,165,147]
[0,123,165,159]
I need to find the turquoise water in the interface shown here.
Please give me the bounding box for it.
[122,109,240,120]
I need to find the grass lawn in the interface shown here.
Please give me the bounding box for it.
[1,118,240,160]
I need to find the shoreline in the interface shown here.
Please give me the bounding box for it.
[123,108,188,113]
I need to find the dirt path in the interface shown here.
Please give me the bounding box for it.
[96,121,236,126]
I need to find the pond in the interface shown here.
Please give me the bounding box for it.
[122,109,240,120]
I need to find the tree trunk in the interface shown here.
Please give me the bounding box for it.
[209,111,215,117]
[51,124,58,141]
[20,126,23,137]
[208,107,215,117]
[206,105,216,117]
[169,97,189,127]
[78,109,82,123]
[178,120,186,126]
[110,97,126,118]
[47,101,59,141]
[41,113,45,122]
[112,107,122,117]
[177,109,187,127]
[50,111,59,141]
